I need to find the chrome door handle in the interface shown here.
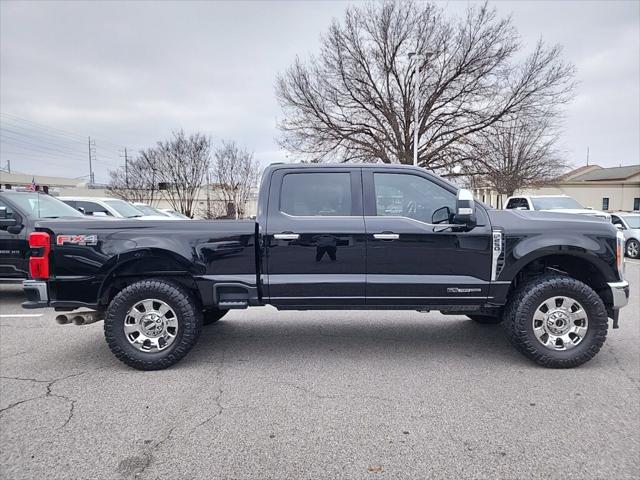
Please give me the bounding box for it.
[373,233,399,240]
[274,233,300,240]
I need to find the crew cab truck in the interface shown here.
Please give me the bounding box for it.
[22,164,629,370]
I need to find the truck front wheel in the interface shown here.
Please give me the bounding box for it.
[504,274,608,368]
[104,279,203,370]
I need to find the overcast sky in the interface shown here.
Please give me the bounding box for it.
[1,0,638,183]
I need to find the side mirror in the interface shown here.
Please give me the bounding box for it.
[615,224,624,231]
[77,207,86,214]
[454,189,476,229]
[0,218,18,228]
[0,206,7,219]
[432,206,451,224]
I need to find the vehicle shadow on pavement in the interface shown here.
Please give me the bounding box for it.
[0,285,25,303]
[185,314,532,369]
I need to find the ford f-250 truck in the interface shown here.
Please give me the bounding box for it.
[21,164,629,370]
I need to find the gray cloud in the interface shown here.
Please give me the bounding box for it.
[1,0,638,182]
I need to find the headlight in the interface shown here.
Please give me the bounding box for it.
[616,231,625,277]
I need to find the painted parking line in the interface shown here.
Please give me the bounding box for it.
[0,314,43,318]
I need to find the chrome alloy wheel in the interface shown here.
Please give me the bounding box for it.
[627,240,639,258]
[124,299,179,352]
[532,296,588,351]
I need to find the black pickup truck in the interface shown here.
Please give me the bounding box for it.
[22,164,629,370]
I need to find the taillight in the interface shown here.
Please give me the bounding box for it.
[616,230,625,277]
[29,232,51,279]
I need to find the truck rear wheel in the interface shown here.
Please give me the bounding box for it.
[104,279,202,370]
[504,274,608,368]
[203,308,228,325]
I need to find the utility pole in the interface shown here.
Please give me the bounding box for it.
[586,147,590,166]
[88,136,96,186]
[124,147,129,188]
[408,51,433,167]
[6,160,10,173]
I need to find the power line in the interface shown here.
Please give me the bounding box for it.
[0,113,128,150]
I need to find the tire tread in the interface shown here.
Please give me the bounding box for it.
[503,274,608,368]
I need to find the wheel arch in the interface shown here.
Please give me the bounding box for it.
[97,248,204,308]
[503,251,615,310]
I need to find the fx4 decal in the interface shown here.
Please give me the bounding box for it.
[56,234,98,246]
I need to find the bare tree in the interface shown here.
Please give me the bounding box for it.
[276,1,575,171]
[469,118,569,200]
[154,131,211,218]
[108,155,160,205]
[210,141,260,219]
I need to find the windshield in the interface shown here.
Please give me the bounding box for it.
[622,215,640,229]
[168,211,190,219]
[103,200,144,218]
[2,192,84,219]
[134,204,166,216]
[531,196,584,210]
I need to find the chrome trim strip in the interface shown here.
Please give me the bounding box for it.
[273,233,300,240]
[271,296,491,300]
[491,230,503,281]
[373,233,399,240]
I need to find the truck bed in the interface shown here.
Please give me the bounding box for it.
[34,219,259,309]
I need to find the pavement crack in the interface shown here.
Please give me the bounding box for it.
[136,425,177,479]
[276,380,393,403]
[0,369,101,426]
[607,345,639,392]
[190,346,227,433]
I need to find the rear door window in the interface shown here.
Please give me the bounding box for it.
[76,201,111,216]
[280,172,352,216]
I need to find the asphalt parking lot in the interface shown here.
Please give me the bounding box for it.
[1,263,638,480]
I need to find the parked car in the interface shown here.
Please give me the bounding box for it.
[611,212,640,259]
[0,190,90,281]
[59,196,171,220]
[159,208,191,219]
[131,202,173,218]
[23,164,628,370]
[504,195,611,221]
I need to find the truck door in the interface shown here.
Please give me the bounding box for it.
[265,168,366,307]
[0,199,28,280]
[363,169,492,307]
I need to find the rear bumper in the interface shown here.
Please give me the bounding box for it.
[22,280,49,309]
[608,280,629,309]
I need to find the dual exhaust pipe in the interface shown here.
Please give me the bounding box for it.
[55,311,104,326]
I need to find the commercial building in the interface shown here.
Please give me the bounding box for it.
[474,164,640,211]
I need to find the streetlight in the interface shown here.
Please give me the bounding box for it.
[408,51,433,167]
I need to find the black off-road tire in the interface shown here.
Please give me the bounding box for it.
[626,239,640,259]
[467,314,502,324]
[503,274,608,368]
[203,308,228,325]
[104,279,202,370]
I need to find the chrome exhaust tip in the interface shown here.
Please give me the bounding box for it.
[70,312,105,326]
[55,314,70,325]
